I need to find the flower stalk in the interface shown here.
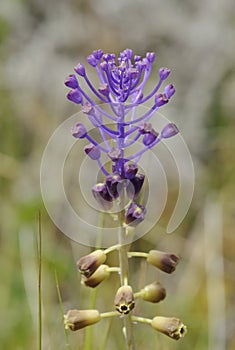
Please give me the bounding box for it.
[117,205,136,349]
[63,48,187,349]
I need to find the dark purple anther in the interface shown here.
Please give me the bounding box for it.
[74,63,86,77]
[65,74,79,89]
[155,93,168,107]
[161,123,179,138]
[71,123,87,138]
[92,183,113,210]
[143,129,159,146]
[87,54,98,67]
[67,89,83,104]
[106,174,124,199]
[159,67,171,80]
[124,162,138,179]
[84,144,101,160]
[164,84,175,99]
[125,202,146,226]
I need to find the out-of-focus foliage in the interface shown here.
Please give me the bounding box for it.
[0,0,235,349]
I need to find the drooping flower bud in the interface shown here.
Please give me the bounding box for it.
[126,173,145,199]
[67,89,83,104]
[98,83,110,96]
[81,264,110,288]
[64,74,79,89]
[74,63,86,76]
[155,93,168,107]
[64,309,101,331]
[151,316,187,340]
[77,250,107,278]
[125,202,146,226]
[114,285,135,314]
[147,250,179,273]
[139,281,166,303]
[164,84,175,99]
[161,123,179,139]
[71,123,87,138]
[84,144,101,160]
[158,67,171,80]
[92,49,104,60]
[146,52,156,63]
[143,129,159,146]
[87,54,98,67]
[92,183,113,210]
[106,173,124,199]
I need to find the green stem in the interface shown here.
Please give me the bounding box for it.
[55,270,71,350]
[128,251,149,258]
[131,316,152,325]
[37,211,42,350]
[100,311,120,318]
[118,207,136,350]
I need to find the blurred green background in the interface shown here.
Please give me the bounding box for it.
[0,0,235,349]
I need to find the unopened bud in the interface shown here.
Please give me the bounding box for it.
[77,250,106,278]
[147,250,179,273]
[74,63,86,76]
[124,162,138,179]
[92,183,113,210]
[67,89,83,104]
[64,309,100,331]
[140,281,166,303]
[114,285,135,314]
[126,174,145,199]
[81,264,110,288]
[71,122,87,138]
[84,144,101,160]
[143,129,159,146]
[98,83,110,96]
[151,316,187,340]
[125,202,146,226]
[161,123,179,138]
[106,174,124,199]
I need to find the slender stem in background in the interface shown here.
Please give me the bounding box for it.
[84,211,105,350]
[55,270,71,350]
[37,211,42,350]
[118,207,136,350]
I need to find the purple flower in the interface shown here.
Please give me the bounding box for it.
[67,89,83,104]
[65,74,79,89]
[125,202,146,226]
[92,183,113,210]
[84,144,101,160]
[65,49,179,221]
[161,123,179,139]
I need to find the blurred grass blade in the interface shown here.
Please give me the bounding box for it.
[55,269,71,350]
[37,211,42,350]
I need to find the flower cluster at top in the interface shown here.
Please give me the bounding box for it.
[65,49,179,223]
